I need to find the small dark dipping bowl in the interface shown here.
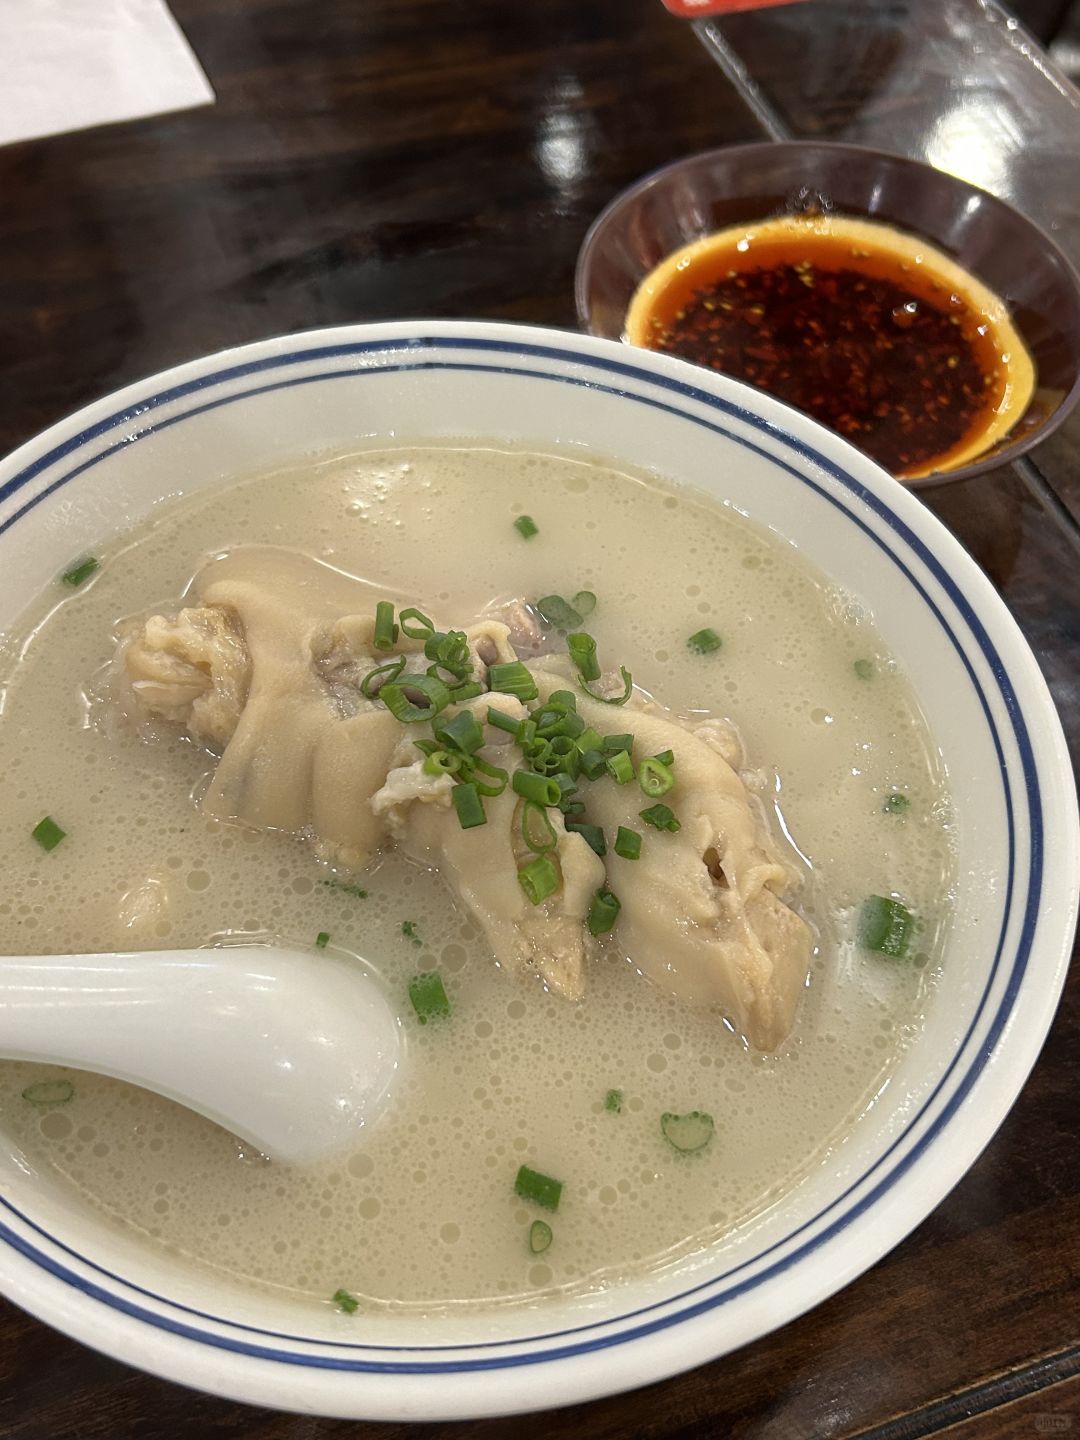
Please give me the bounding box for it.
[575,142,1080,487]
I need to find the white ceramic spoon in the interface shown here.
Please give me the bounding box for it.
[0,944,403,1164]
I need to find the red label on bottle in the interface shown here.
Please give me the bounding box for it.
[661,0,809,15]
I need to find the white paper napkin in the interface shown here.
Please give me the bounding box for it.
[0,0,214,148]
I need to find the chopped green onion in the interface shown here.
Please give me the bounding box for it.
[379,674,451,723]
[21,1079,74,1106]
[512,771,561,806]
[567,632,601,683]
[487,707,521,735]
[575,726,604,754]
[857,895,914,957]
[687,628,722,655]
[488,661,538,703]
[514,1164,562,1211]
[470,756,509,797]
[435,709,485,756]
[408,970,450,1023]
[332,1288,359,1314]
[516,717,538,749]
[398,607,435,640]
[452,782,487,830]
[315,931,330,949]
[661,1111,715,1153]
[605,750,634,785]
[424,630,471,680]
[536,595,583,632]
[522,801,557,853]
[518,855,560,905]
[572,590,597,618]
[653,749,675,767]
[588,887,621,936]
[579,749,607,781]
[553,772,578,803]
[583,667,633,706]
[402,920,422,946]
[514,515,539,539]
[604,1088,623,1114]
[883,792,910,815]
[548,689,579,712]
[561,799,586,817]
[31,816,66,852]
[360,655,406,698]
[373,601,398,651]
[853,658,875,681]
[449,680,485,704]
[421,748,462,777]
[321,878,368,899]
[61,556,99,587]
[640,803,681,833]
[548,736,580,778]
[614,826,641,860]
[528,1219,553,1254]
[639,756,674,798]
[566,821,606,857]
[601,733,633,756]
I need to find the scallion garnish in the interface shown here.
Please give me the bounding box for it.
[605,750,634,785]
[579,750,607,781]
[566,821,606,857]
[857,895,914,957]
[604,1088,623,1113]
[536,595,584,632]
[661,1111,715,1153]
[573,590,596,618]
[514,515,539,539]
[434,709,485,756]
[61,556,99,588]
[449,680,485,704]
[601,733,633,755]
[521,801,557,853]
[452,782,487,829]
[567,632,601,682]
[640,803,681,833]
[587,887,621,936]
[854,658,875,680]
[408,970,450,1023]
[374,601,398,651]
[487,707,520,735]
[470,756,509,797]
[518,855,560,905]
[379,674,451,723]
[402,920,422,946]
[512,771,561,807]
[21,1079,74,1106]
[514,1164,562,1211]
[421,748,462,777]
[883,792,910,814]
[488,661,539,703]
[315,931,330,949]
[583,667,633,707]
[360,655,406,698]
[687,628,722,655]
[575,726,604,754]
[398,607,435,639]
[31,816,66,852]
[424,630,471,680]
[332,1288,359,1314]
[653,749,675,767]
[638,756,674,798]
[614,826,641,860]
[528,1219,553,1254]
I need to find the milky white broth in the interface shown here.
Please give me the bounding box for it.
[0,443,953,1310]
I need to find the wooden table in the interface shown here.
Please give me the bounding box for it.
[1,1,1077,1434]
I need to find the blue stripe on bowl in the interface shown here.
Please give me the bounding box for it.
[0,336,1041,1372]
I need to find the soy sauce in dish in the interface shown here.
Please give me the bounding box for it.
[625,214,1035,481]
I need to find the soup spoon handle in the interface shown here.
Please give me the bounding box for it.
[0,946,403,1163]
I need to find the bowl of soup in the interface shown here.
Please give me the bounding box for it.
[0,320,1075,1419]
[576,142,1080,485]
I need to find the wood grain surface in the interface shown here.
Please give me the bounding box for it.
[0,2,1077,1436]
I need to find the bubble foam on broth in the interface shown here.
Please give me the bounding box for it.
[0,443,953,1310]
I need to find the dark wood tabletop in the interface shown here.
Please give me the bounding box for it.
[1,1,1077,1435]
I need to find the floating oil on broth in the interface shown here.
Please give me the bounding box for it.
[0,444,954,1310]
[626,214,1035,480]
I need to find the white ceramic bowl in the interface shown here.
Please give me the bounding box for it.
[0,321,1075,1420]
